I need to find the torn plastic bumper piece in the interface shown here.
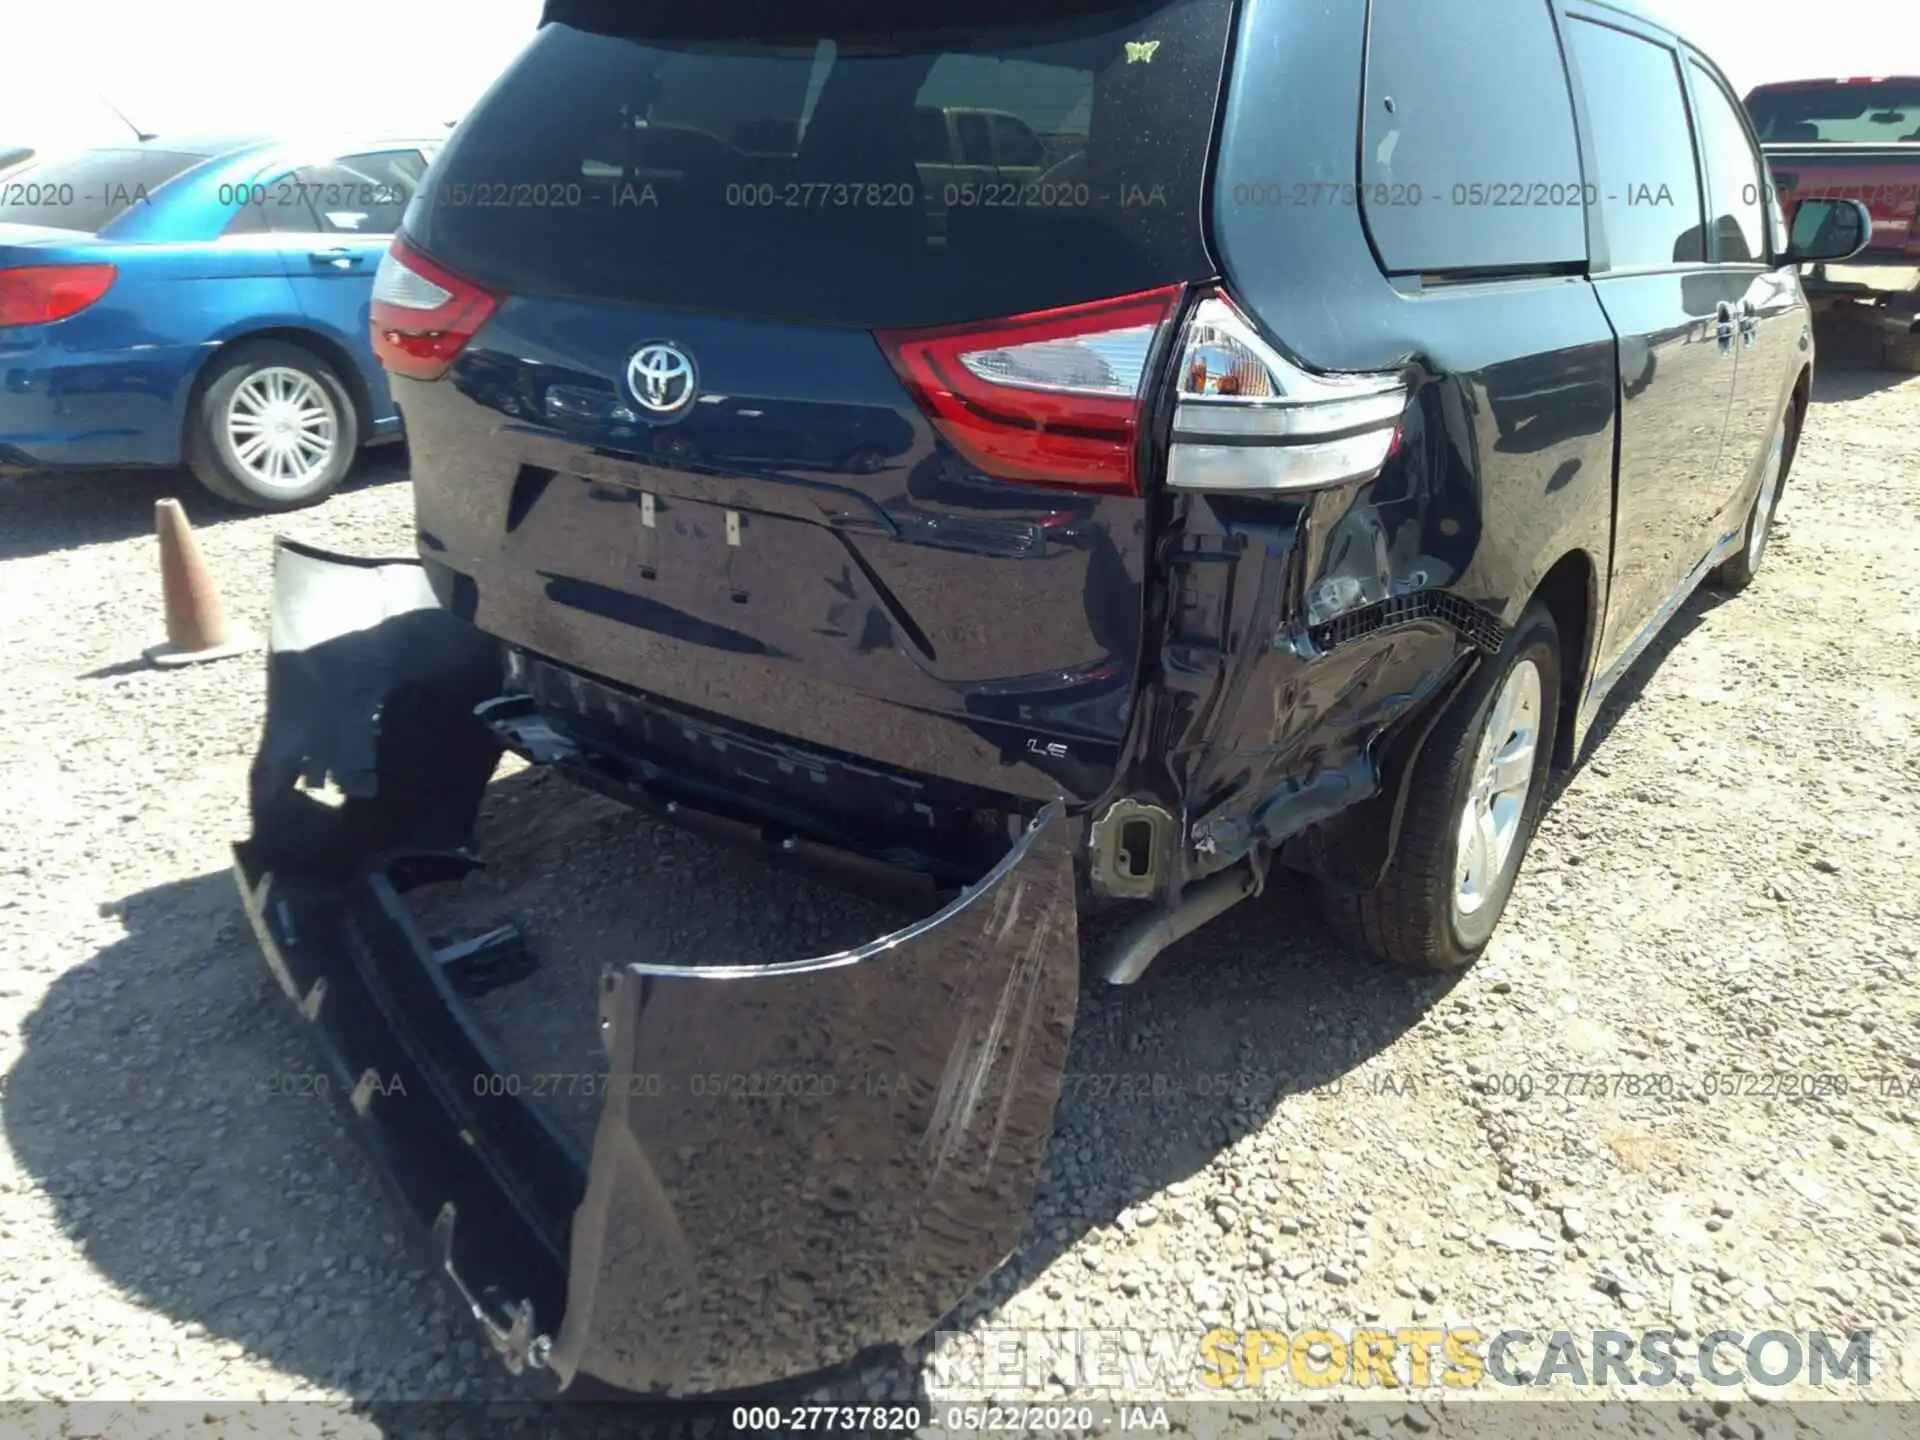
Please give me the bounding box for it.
[232,539,1081,1396]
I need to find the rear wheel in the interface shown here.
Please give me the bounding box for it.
[186,340,358,511]
[1882,332,1920,375]
[1712,403,1795,592]
[1323,603,1561,971]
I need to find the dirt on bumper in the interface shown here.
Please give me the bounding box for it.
[234,538,1080,1397]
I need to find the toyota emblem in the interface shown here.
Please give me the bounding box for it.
[625,342,698,417]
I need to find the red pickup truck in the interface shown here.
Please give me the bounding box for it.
[1746,76,1920,365]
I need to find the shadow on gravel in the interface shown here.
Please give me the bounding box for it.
[0,862,550,1409]
[2,761,1446,1424]
[0,446,409,563]
[1572,584,1730,767]
[1810,362,1915,406]
[1808,319,1918,404]
[954,870,1453,1338]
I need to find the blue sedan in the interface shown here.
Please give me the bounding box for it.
[0,134,439,508]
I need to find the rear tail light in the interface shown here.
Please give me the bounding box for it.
[876,286,1182,495]
[0,264,117,327]
[1167,293,1409,493]
[371,235,501,380]
[878,286,1408,497]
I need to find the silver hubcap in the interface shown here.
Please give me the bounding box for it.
[1747,417,1787,570]
[1454,658,1542,919]
[226,367,337,493]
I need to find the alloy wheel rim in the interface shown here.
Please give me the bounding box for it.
[226,367,338,493]
[1748,417,1787,571]
[1454,658,1543,920]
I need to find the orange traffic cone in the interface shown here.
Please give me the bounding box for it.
[144,498,252,667]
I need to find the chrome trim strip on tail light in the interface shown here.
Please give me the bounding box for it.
[1167,294,1409,494]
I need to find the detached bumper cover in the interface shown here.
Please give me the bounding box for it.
[235,539,1080,1396]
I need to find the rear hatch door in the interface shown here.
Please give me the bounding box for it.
[401,0,1234,809]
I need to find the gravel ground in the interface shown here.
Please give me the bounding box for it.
[1,339,1917,1437]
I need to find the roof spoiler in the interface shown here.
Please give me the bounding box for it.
[540,0,1162,38]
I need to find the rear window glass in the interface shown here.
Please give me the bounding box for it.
[1746,82,1920,144]
[0,149,206,233]
[409,1,1233,328]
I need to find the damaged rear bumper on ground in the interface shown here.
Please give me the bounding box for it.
[233,540,1079,1396]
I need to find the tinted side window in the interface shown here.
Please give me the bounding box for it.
[251,185,319,234]
[0,149,205,233]
[222,199,269,237]
[955,112,993,166]
[267,151,425,235]
[1564,20,1706,268]
[1764,176,1788,256]
[1688,65,1767,263]
[389,151,429,185]
[911,108,949,162]
[990,113,1044,168]
[1361,0,1586,273]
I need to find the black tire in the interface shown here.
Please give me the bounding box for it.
[1323,603,1562,971]
[1712,399,1799,593]
[1882,333,1920,375]
[185,340,359,511]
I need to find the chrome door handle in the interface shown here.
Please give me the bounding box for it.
[309,248,362,270]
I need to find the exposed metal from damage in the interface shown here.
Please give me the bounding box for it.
[1087,798,1178,899]
[433,1202,553,1375]
[1094,861,1260,986]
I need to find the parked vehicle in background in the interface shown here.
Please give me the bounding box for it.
[1747,76,1920,365]
[236,0,1872,1403]
[0,133,440,507]
[913,103,1055,240]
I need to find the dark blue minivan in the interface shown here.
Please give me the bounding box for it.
[237,0,1874,1400]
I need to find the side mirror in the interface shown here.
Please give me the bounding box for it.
[1786,197,1874,264]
